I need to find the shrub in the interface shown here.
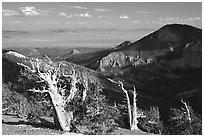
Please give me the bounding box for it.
[2,83,30,117]
[66,84,121,135]
[2,82,52,121]
[138,106,164,134]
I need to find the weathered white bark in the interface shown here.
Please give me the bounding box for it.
[181,99,192,123]
[118,81,145,131]
[131,86,138,130]
[62,70,79,103]
[118,81,132,129]
[82,78,88,102]
[19,59,78,131]
[48,85,73,131]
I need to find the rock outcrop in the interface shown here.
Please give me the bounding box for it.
[69,49,81,55]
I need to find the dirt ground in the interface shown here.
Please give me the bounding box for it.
[2,114,151,135]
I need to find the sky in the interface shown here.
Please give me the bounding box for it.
[2,2,202,30]
[2,2,202,48]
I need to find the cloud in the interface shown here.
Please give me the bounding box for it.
[148,17,202,26]
[76,21,88,25]
[120,15,129,19]
[46,21,60,24]
[159,17,202,24]
[94,8,110,12]
[97,21,115,26]
[60,5,72,8]
[58,11,73,18]
[11,20,22,24]
[19,6,39,16]
[160,17,180,22]
[38,9,50,16]
[73,5,88,10]
[66,15,73,18]
[76,13,92,18]
[19,6,49,16]
[3,9,20,16]
[135,10,156,15]
[184,17,201,22]
[58,11,67,16]
[132,20,141,24]
[5,21,40,24]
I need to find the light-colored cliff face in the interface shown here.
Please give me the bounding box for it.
[98,49,157,75]
[69,49,81,55]
[99,52,130,74]
[100,52,125,68]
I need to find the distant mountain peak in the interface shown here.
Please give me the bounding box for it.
[113,41,132,50]
[69,49,81,55]
[126,23,202,51]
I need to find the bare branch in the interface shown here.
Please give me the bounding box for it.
[2,107,9,111]
[55,62,62,82]
[36,80,46,83]
[118,80,132,129]
[28,88,49,93]
[133,85,137,93]
[45,55,52,63]
[17,62,31,69]
[56,62,62,73]
[107,78,120,84]
[62,73,72,78]
[118,81,128,94]
[181,99,192,123]
[82,79,88,102]
[30,60,36,72]
[17,63,36,73]
[36,100,51,104]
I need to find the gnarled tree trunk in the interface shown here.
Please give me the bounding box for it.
[131,86,139,130]
[48,84,73,131]
[118,81,145,131]
[18,59,79,131]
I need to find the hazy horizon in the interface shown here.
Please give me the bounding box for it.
[2,2,202,48]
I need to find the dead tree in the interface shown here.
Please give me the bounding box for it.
[81,72,88,102]
[17,58,81,131]
[118,81,132,129]
[118,81,145,130]
[131,85,138,130]
[181,99,192,124]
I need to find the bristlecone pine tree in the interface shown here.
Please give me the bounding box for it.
[17,57,90,131]
[118,81,145,130]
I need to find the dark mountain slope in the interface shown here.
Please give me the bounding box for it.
[65,24,201,75]
[65,24,202,122]
[124,24,201,51]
